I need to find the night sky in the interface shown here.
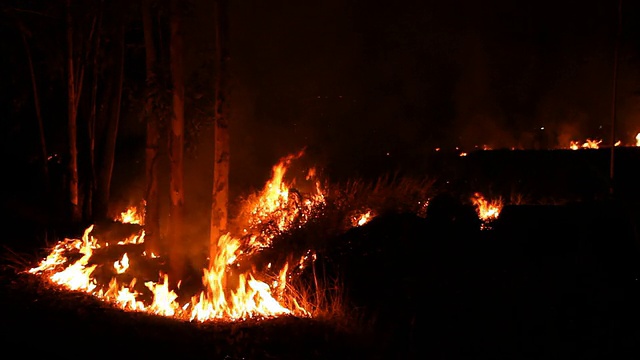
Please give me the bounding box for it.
[3,0,640,197]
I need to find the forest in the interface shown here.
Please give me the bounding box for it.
[2,1,640,359]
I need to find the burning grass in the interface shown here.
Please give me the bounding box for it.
[19,147,524,360]
[24,150,447,329]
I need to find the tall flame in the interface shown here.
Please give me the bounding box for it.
[237,150,326,251]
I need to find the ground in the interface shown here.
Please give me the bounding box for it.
[2,149,640,359]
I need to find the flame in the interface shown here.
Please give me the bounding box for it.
[237,150,326,251]
[471,193,503,229]
[30,225,99,292]
[117,206,144,224]
[569,139,601,150]
[114,253,130,274]
[636,133,640,146]
[28,152,322,323]
[350,210,374,227]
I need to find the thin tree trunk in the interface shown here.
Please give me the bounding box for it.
[16,16,49,193]
[97,21,125,220]
[142,0,161,256]
[169,0,186,283]
[66,0,81,223]
[209,0,230,268]
[87,1,103,221]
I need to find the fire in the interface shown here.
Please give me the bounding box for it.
[28,152,324,322]
[117,205,144,224]
[237,150,326,251]
[471,192,503,229]
[636,132,640,146]
[569,139,602,150]
[350,209,374,227]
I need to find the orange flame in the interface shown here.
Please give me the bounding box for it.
[237,150,326,251]
[28,152,323,322]
[350,209,374,227]
[117,206,144,224]
[569,139,601,150]
[471,192,503,228]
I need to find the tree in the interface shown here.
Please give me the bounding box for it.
[95,8,125,221]
[168,0,186,282]
[65,0,83,223]
[13,10,49,194]
[209,0,230,268]
[85,0,103,220]
[141,0,161,256]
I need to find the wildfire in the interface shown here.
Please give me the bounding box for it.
[636,132,640,146]
[28,151,327,323]
[471,192,503,229]
[237,150,326,252]
[569,139,602,150]
[350,209,374,227]
[117,205,144,224]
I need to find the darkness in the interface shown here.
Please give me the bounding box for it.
[229,0,640,166]
[2,0,640,220]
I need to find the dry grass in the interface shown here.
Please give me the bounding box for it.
[325,172,436,220]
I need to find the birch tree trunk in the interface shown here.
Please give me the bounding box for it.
[169,0,186,282]
[209,0,231,268]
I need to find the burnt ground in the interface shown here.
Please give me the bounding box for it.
[2,148,640,359]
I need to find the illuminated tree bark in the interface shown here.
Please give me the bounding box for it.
[209,0,230,267]
[169,0,186,282]
[142,0,161,256]
[66,0,83,224]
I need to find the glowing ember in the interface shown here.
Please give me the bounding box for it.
[471,192,503,229]
[28,152,323,322]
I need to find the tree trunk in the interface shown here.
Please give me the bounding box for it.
[209,0,231,268]
[16,16,48,194]
[96,20,125,220]
[142,0,161,256]
[169,0,186,283]
[66,0,81,224]
[87,2,103,221]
